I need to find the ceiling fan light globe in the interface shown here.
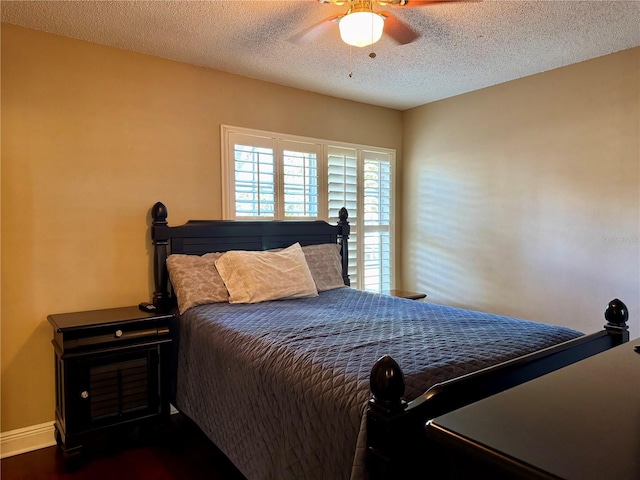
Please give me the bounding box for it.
[339,12,384,48]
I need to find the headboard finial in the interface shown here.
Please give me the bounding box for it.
[339,207,349,222]
[605,298,628,325]
[603,298,629,343]
[152,202,168,225]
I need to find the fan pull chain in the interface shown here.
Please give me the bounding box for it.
[348,45,353,78]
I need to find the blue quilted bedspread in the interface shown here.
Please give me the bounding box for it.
[175,288,581,480]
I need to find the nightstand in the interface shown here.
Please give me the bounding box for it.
[48,306,173,454]
[386,289,427,301]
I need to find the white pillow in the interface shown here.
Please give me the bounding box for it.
[215,243,318,304]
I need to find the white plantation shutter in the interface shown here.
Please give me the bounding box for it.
[327,146,359,286]
[281,140,321,218]
[227,133,276,218]
[233,143,275,217]
[225,133,322,220]
[222,126,394,291]
[362,152,392,292]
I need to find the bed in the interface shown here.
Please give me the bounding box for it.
[149,201,629,480]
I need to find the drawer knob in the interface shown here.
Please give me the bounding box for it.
[115,329,123,338]
[80,390,89,399]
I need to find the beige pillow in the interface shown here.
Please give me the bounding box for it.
[301,243,346,291]
[166,253,229,314]
[215,243,318,304]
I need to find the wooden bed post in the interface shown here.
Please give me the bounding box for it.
[338,207,350,286]
[369,355,407,412]
[151,202,170,309]
[366,355,412,479]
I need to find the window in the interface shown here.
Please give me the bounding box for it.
[222,125,395,292]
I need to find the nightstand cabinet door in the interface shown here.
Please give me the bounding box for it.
[59,345,163,434]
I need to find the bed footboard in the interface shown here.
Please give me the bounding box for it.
[366,299,629,478]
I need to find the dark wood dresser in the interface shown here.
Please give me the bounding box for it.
[48,306,173,454]
[425,337,640,479]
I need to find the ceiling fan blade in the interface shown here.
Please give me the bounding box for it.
[386,0,480,7]
[387,1,442,5]
[380,12,420,44]
[289,14,342,44]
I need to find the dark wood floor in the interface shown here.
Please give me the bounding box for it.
[1,414,247,480]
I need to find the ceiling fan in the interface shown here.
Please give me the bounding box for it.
[292,0,469,48]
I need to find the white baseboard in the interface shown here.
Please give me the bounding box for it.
[0,421,56,459]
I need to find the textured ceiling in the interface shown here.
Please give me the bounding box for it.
[2,0,639,110]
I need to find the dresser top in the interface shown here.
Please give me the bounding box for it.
[427,338,640,479]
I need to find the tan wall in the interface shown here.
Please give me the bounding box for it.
[0,24,403,432]
[401,48,640,337]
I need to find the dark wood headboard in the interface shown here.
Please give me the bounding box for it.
[150,202,350,309]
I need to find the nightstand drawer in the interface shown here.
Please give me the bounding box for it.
[57,324,170,351]
[50,306,173,353]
